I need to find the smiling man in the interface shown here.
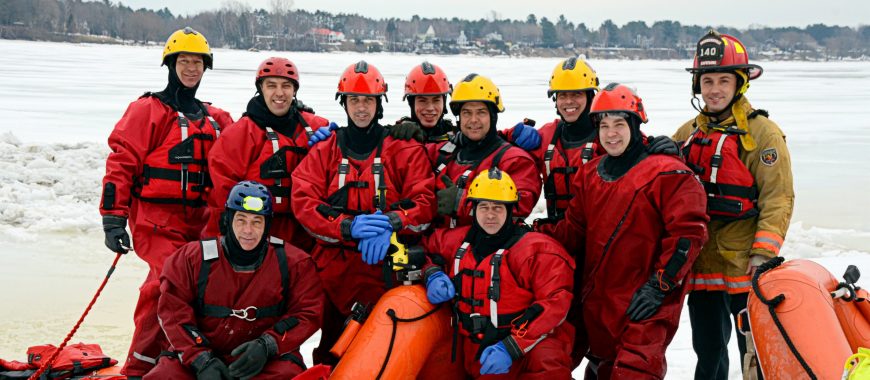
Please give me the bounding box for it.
[291,60,435,365]
[206,57,329,252]
[675,30,794,380]
[539,83,709,379]
[430,73,541,228]
[399,62,455,144]
[98,27,234,378]
[502,57,601,225]
[149,181,323,380]
[422,168,575,378]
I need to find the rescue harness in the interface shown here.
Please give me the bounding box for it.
[134,101,221,208]
[450,228,543,359]
[259,115,313,206]
[434,140,512,227]
[193,238,299,335]
[315,127,391,219]
[681,110,769,222]
[542,122,595,220]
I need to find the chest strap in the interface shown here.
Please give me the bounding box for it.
[448,144,511,227]
[261,127,307,204]
[194,239,290,321]
[543,123,591,220]
[334,128,388,213]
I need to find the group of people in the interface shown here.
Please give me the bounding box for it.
[99,26,794,379]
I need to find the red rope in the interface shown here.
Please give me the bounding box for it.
[28,253,122,380]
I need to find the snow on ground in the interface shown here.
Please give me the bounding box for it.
[0,40,868,378]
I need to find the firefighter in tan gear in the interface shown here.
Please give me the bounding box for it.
[673,29,795,380]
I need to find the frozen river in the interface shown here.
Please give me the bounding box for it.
[0,39,868,378]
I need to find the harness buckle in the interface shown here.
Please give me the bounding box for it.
[231,306,258,321]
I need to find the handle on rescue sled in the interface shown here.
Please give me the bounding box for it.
[28,253,123,380]
[330,302,369,358]
[751,256,818,380]
[832,265,861,300]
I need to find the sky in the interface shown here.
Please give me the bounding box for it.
[114,0,869,29]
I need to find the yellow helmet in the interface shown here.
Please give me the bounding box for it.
[162,27,213,69]
[467,168,518,204]
[548,56,599,98]
[449,73,504,116]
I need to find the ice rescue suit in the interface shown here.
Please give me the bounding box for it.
[503,119,602,221]
[430,139,541,227]
[290,127,435,361]
[149,237,323,379]
[99,94,233,375]
[424,226,575,379]
[543,152,708,379]
[206,111,329,250]
[674,96,794,294]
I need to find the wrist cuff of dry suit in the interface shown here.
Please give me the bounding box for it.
[102,215,127,229]
[501,335,523,361]
[340,218,354,241]
[190,351,214,372]
[385,211,404,231]
[259,334,278,357]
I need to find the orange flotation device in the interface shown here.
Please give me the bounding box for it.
[294,284,465,379]
[749,258,869,380]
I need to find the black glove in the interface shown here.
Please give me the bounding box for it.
[228,336,274,379]
[646,135,681,156]
[389,120,426,143]
[436,175,460,216]
[625,275,668,321]
[102,215,130,254]
[295,99,315,114]
[192,352,231,380]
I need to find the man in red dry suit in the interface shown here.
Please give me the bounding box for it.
[98,27,233,378]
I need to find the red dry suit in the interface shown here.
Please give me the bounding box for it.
[423,226,575,379]
[99,94,233,376]
[504,119,603,221]
[149,237,323,379]
[430,139,541,227]
[541,153,708,379]
[205,112,329,250]
[290,126,435,362]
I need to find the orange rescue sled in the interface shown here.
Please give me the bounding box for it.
[295,284,464,379]
[749,258,869,380]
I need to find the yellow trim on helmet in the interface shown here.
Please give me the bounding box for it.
[449,74,504,114]
[467,168,518,203]
[163,27,213,69]
[548,57,600,97]
[736,70,750,95]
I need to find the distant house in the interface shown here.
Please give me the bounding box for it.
[486,32,502,42]
[309,28,345,43]
[457,30,468,46]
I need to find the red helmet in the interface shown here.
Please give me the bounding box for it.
[686,30,763,94]
[336,60,388,100]
[256,57,299,88]
[403,61,452,100]
[589,83,648,124]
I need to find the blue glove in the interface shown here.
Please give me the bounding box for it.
[426,271,455,304]
[308,122,339,146]
[511,122,541,150]
[350,210,391,239]
[479,341,512,375]
[359,228,392,265]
